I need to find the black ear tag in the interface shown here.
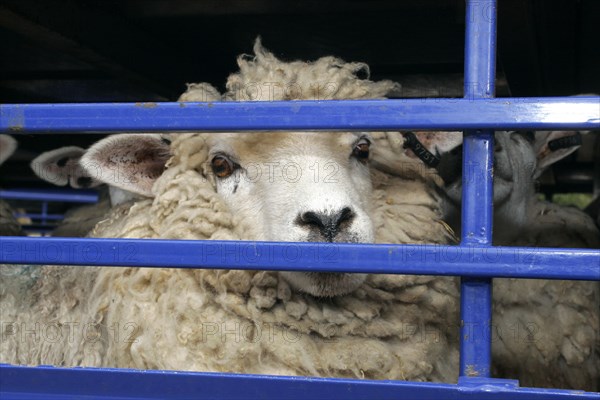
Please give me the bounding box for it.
[402,131,440,168]
[547,132,582,151]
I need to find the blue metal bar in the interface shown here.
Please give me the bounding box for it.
[460,0,497,379]
[14,213,64,221]
[460,132,495,378]
[0,189,99,203]
[1,237,598,281]
[460,133,495,245]
[1,98,599,133]
[1,365,598,400]
[41,202,48,226]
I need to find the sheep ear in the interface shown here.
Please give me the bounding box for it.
[533,130,587,179]
[31,146,89,187]
[80,134,171,197]
[0,135,18,166]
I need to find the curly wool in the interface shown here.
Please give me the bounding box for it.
[491,201,600,391]
[224,38,400,102]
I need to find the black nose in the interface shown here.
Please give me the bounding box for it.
[76,177,92,188]
[297,207,355,242]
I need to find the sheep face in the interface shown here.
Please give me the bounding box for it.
[206,131,374,297]
[440,132,546,237]
[438,130,584,241]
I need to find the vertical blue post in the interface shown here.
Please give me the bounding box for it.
[41,201,48,227]
[460,0,496,378]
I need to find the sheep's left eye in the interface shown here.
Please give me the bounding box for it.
[352,140,370,162]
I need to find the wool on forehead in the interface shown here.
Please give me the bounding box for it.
[223,38,400,101]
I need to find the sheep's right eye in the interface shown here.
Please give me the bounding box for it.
[352,139,371,162]
[211,155,237,178]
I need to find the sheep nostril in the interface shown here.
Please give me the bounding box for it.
[337,207,355,225]
[297,207,356,242]
[300,211,325,228]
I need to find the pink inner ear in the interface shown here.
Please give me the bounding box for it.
[91,135,170,196]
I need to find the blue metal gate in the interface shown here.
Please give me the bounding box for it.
[0,0,599,398]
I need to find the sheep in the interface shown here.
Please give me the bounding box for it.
[29,138,170,237]
[0,135,24,236]
[436,130,600,391]
[0,134,18,166]
[1,40,462,383]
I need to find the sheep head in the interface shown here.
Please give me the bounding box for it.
[437,130,586,240]
[80,40,462,298]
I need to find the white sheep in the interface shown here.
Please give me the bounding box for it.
[0,134,18,166]
[437,130,600,391]
[1,40,462,383]
[29,137,171,237]
[0,135,23,236]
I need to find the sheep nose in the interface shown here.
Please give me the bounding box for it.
[297,207,355,242]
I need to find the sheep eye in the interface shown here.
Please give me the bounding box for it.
[352,140,370,162]
[211,155,237,178]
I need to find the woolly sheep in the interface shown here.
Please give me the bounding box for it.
[1,40,462,383]
[437,130,600,391]
[0,135,23,236]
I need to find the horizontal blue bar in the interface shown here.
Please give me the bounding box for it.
[1,365,597,400]
[1,237,598,281]
[0,189,99,203]
[1,98,599,133]
[14,213,64,220]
